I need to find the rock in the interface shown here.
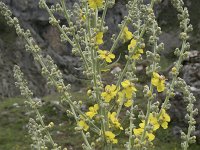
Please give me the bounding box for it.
[182,50,200,98]
[12,103,19,108]
[0,0,200,100]
[169,51,200,137]
[111,66,122,74]
[172,126,182,137]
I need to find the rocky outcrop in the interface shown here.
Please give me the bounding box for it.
[0,0,128,98]
[0,0,200,99]
[169,51,200,141]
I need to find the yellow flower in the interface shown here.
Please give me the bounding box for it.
[121,80,137,99]
[151,72,166,92]
[116,91,124,104]
[116,91,133,107]
[128,39,144,60]
[86,104,99,119]
[133,122,155,141]
[98,50,115,63]
[132,49,144,60]
[124,99,133,107]
[108,112,123,130]
[105,131,118,144]
[158,109,170,129]
[149,113,160,131]
[120,26,133,43]
[147,132,155,141]
[96,32,103,45]
[87,89,92,96]
[88,0,103,9]
[128,38,137,50]
[101,84,117,102]
[133,128,143,136]
[77,120,89,131]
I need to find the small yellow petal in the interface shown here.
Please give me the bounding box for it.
[128,39,137,50]
[147,133,155,141]
[138,49,144,53]
[96,32,104,45]
[157,84,165,92]
[133,128,143,136]
[153,72,160,78]
[161,122,168,129]
[121,80,130,88]
[88,0,103,9]
[124,99,133,107]
[78,120,89,131]
[109,53,115,59]
[151,78,159,87]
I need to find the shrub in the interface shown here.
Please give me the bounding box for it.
[0,0,198,149]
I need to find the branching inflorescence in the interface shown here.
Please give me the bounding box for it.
[0,0,198,149]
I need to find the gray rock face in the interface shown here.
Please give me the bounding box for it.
[0,0,127,98]
[0,0,81,98]
[182,51,200,98]
[0,0,200,99]
[169,51,200,140]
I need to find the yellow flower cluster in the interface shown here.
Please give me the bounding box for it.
[108,112,123,130]
[96,32,104,45]
[105,131,118,144]
[117,91,133,107]
[101,84,117,102]
[86,104,99,119]
[101,80,136,106]
[158,109,171,129]
[151,72,166,92]
[77,104,99,132]
[128,39,144,60]
[98,50,115,63]
[101,80,136,108]
[133,110,170,142]
[134,122,155,141]
[88,0,103,9]
[120,26,133,43]
[121,80,137,99]
[77,120,89,131]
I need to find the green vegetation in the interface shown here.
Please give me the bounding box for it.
[0,95,200,149]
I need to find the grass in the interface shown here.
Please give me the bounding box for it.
[0,97,31,150]
[0,93,200,150]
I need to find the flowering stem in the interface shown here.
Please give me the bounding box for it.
[34,106,55,146]
[86,4,92,39]
[116,59,130,87]
[183,112,193,150]
[60,0,70,23]
[116,97,125,118]
[42,0,90,73]
[26,97,56,147]
[35,53,93,148]
[69,103,92,149]
[115,23,147,88]
[57,0,90,70]
[157,18,188,118]
[140,89,153,141]
[110,20,128,53]
[140,16,158,143]
[22,32,100,137]
[95,8,98,27]
[128,104,134,150]
[100,0,108,31]
[85,3,109,147]
[41,0,73,45]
